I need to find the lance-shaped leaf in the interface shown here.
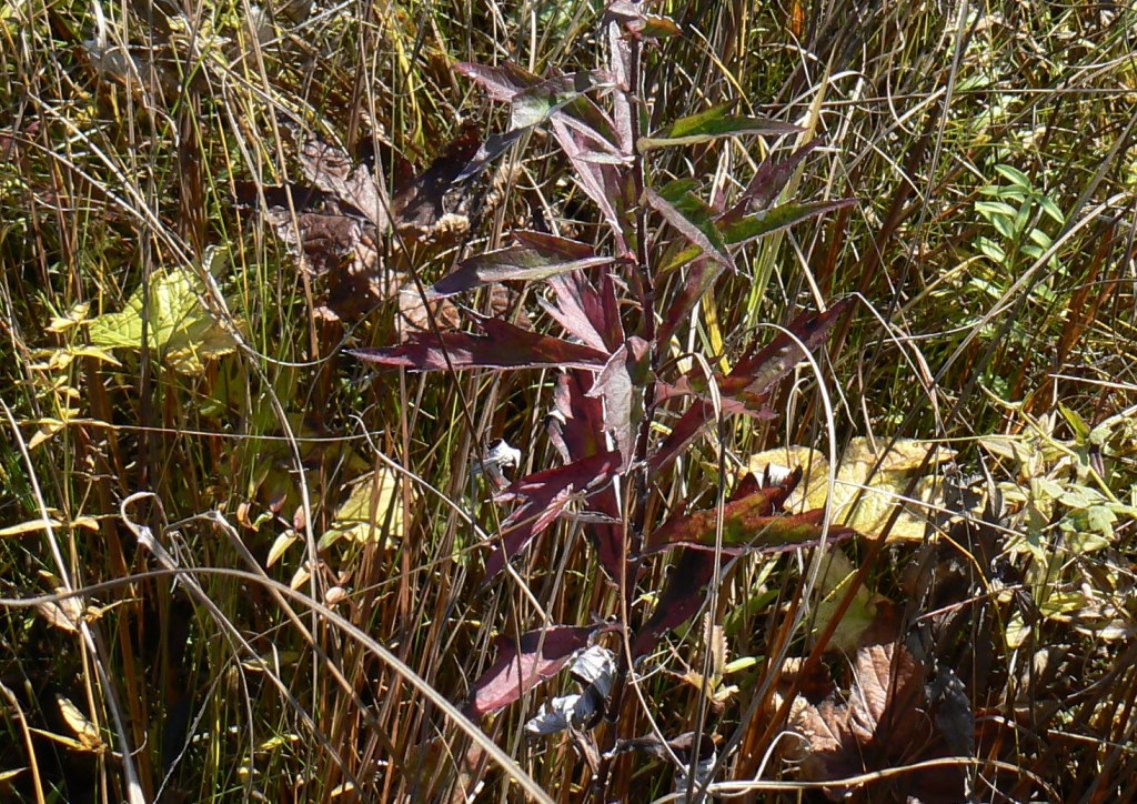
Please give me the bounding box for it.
[720,139,822,222]
[551,116,629,248]
[455,61,543,102]
[351,317,609,372]
[510,71,613,132]
[543,269,624,354]
[430,232,615,298]
[658,257,723,345]
[484,450,622,579]
[548,371,607,463]
[722,198,856,246]
[638,103,801,151]
[587,337,651,468]
[645,505,855,556]
[650,301,851,470]
[646,181,734,271]
[457,61,624,164]
[465,625,596,717]
[633,472,793,658]
[632,548,716,659]
[545,373,628,582]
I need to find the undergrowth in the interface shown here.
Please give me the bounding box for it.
[1,1,1135,802]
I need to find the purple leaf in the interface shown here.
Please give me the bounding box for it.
[484,450,622,579]
[430,232,615,298]
[632,470,823,659]
[549,371,608,462]
[658,257,723,345]
[543,269,624,354]
[645,499,855,556]
[465,625,596,717]
[455,61,543,102]
[650,301,851,470]
[350,317,610,372]
[550,117,630,250]
[720,139,822,222]
[650,509,855,552]
[546,372,627,582]
[587,337,651,468]
[585,484,626,583]
[632,548,716,659]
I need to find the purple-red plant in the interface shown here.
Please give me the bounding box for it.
[348,3,857,796]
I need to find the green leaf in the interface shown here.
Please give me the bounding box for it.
[994,164,1031,189]
[1039,195,1065,224]
[975,200,1017,220]
[430,232,615,297]
[976,236,1006,264]
[646,181,734,270]
[720,199,855,246]
[87,266,240,375]
[1058,402,1090,441]
[1086,505,1117,539]
[638,104,800,151]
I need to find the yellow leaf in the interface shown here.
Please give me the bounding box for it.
[322,470,406,547]
[266,531,298,568]
[87,266,242,376]
[46,302,91,333]
[749,437,955,542]
[56,695,104,752]
[35,596,83,633]
[0,517,63,538]
[811,550,888,653]
[290,565,310,590]
[27,420,65,450]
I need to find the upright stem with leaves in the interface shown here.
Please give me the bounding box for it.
[350,4,855,798]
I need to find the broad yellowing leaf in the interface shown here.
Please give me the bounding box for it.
[87,267,241,376]
[748,438,956,541]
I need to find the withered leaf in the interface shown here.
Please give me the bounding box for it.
[391,120,485,239]
[785,623,966,801]
[299,137,390,230]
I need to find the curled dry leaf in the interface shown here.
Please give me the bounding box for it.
[524,645,616,736]
[782,607,968,802]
